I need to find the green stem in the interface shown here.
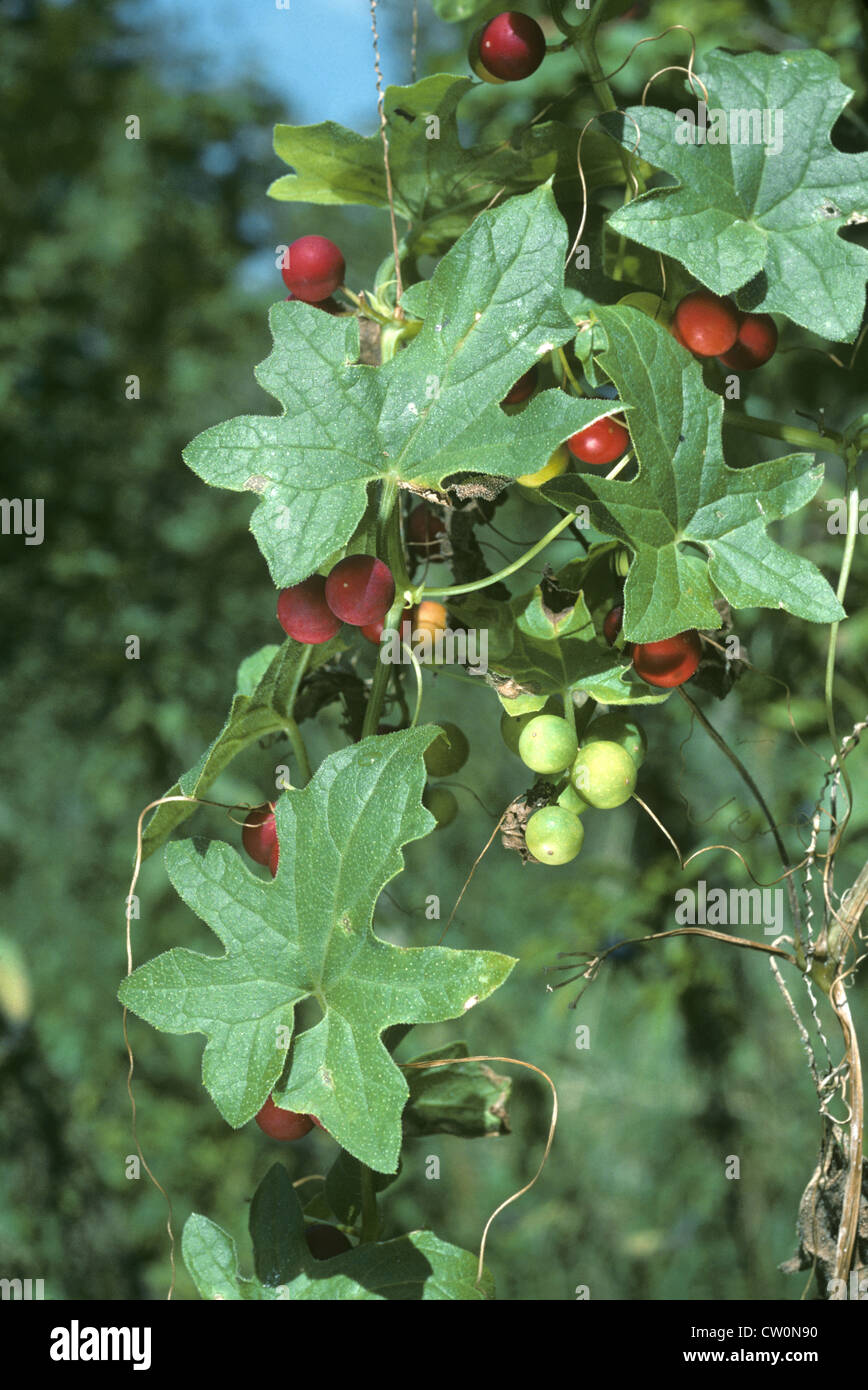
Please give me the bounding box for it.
[723,412,845,456]
[361,486,410,740]
[359,1166,380,1243]
[576,18,646,198]
[423,511,577,599]
[378,477,399,527]
[283,645,314,785]
[562,689,576,735]
[824,450,860,754]
[285,719,312,786]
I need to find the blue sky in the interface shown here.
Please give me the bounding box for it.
[126,0,452,132]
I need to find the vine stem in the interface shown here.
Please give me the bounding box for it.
[285,719,312,786]
[423,510,577,599]
[359,1165,380,1243]
[824,448,859,753]
[678,688,803,956]
[829,982,863,1293]
[361,482,411,740]
[722,411,845,456]
[574,4,646,199]
[369,0,403,313]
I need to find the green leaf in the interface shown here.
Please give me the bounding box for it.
[269,78,622,254]
[403,1042,511,1138]
[141,638,340,859]
[450,585,670,706]
[184,1196,494,1301]
[182,186,609,588]
[182,1215,262,1300]
[249,1163,304,1287]
[542,307,845,640]
[119,733,516,1172]
[601,50,868,341]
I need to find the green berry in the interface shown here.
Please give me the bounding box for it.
[571,740,637,809]
[424,721,469,778]
[556,783,587,816]
[423,786,458,829]
[518,715,578,774]
[499,698,558,756]
[525,807,584,865]
[583,712,647,768]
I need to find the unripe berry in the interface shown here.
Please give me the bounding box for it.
[424,721,469,778]
[281,236,345,304]
[242,802,277,866]
[255,1095,313,1141]
[632,631,702,687]
[325,555,395,626]
[472,12,546,82]
[413,600,448,646]
[423,785,459,829]
[277,576,342,645]
[525,806,584,865]
[571,740,637,809]
[517,444,569,487]
[582,712,647,768]
[672,290,739,357]
[518,714,578,774]
[499,698,559,755]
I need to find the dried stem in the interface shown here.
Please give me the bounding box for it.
[369,0,403,311]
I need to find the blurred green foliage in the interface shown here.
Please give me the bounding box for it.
[0,0,865,1302]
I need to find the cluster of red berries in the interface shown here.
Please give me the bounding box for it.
[672,290,778,370]
[604,605,702,688]
[277,555,396,646]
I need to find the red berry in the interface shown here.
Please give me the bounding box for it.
[285,293,342,316]
[632,631,702,687]
[475,12,546,82]
[242,802,277,866]
[255,1095,313,1141]
[672,291,739,357]
[277,575,342,645]
[407,504,447,548]
[311,1115,326,1131]
[325,555,395,626]
[361,601,412,645]
[502,365,539,406]
[718,312,778,370]
[567,415,630,466]
[603,605,623,646]
[269,840,280,877]
[281,236,345,305]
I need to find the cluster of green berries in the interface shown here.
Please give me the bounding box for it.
[502,705,646,866]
